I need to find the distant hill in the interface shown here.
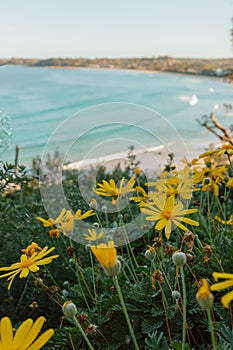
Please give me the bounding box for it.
[1,57,233,80]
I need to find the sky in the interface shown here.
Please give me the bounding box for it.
[1,0,232,59]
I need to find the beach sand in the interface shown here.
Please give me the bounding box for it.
[63,144,190,179]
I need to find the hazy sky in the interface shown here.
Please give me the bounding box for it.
[1,0,232,58]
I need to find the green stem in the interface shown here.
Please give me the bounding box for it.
[206,309,217,350]
[72,315,95,350]
[89,251,97,302]
[180,265,187,350]
[15,275,30,313]
[113,275,140,350]
[227,154,233,171]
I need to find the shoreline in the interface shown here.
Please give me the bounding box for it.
[63,144,192,176]
[23,65,228,83]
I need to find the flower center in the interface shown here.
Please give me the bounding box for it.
[20,259,33,268]
[162,209,173,219]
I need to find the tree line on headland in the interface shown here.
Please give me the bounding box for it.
[0,56,233,80]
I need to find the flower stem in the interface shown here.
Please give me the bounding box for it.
[180,265,187,350]
[206,309,217,350]
[113,275,140,350]
[72,315,95,350]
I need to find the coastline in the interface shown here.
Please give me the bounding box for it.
[1,56,233,82]
[63,144,191,176]
[28,65,228,83]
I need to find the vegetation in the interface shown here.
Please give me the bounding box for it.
[1,57,233,80]
[0,144,233,349]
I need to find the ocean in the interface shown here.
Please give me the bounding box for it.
[0,65,233,169]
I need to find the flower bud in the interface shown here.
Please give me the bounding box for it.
[85,244,92,252]
[101,205,108,213]
[62,301,77,318]
[105,259,121,277]
[145,246,156,261]
[196,279,214,310]
[92,222,99,228]
[63,281,70,289]
[172,290,181,300]
[89,199,98,209]
[172,252,187,267]
[62,289,69,297]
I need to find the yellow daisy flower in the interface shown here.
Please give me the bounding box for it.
[36,208,67,227]
[75,209,96,220]
[91,240,116,269]
[210,272,233,308]
[94,177,135,205]
[37,208,74,233]
[37,208,95,235]
[21,242,42,257]
[0,316,54,350]
[83,229,105,242]
[0,245,59,290]
[199,144,233,158]
[141,195,199,239]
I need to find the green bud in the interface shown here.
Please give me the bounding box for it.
[172,290,181,300]
[105,259,121,277]
[62,301,77,318]
[196,293,214,310]
[145,247,156,261]
[172,252,187,267]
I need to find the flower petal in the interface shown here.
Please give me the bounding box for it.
[212,272,233,281]
[13,318,33,349]
[18,317,45,350]
[155,218,167,231]
[210,279,233,291]
[26,329,54,350]
[221,290,233,309]
[0,317,13,347]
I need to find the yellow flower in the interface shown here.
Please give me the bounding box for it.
[37,208,95,236]
[141,195,199,239]
[215,214,233,225]
[199,144,233,158]
[130,186,148,206]
[37,208,67,227]
[37,208,74,232]
[0,316,54,350]
[210,272,233,308]
[0,245,59,290]
[146,166,197,200]
[75,209,96,220]
[91,241,116,269]
[196,279,214,310]
[21,242,42,257]
[83,229,105,242]
[197,279,211,299]
[193,165,226,196]
[91,241,121,276]
[133,167,141,175]
[49,228,61,238]
[94,177,135,205]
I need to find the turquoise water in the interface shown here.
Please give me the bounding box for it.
[0,65,233,166]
